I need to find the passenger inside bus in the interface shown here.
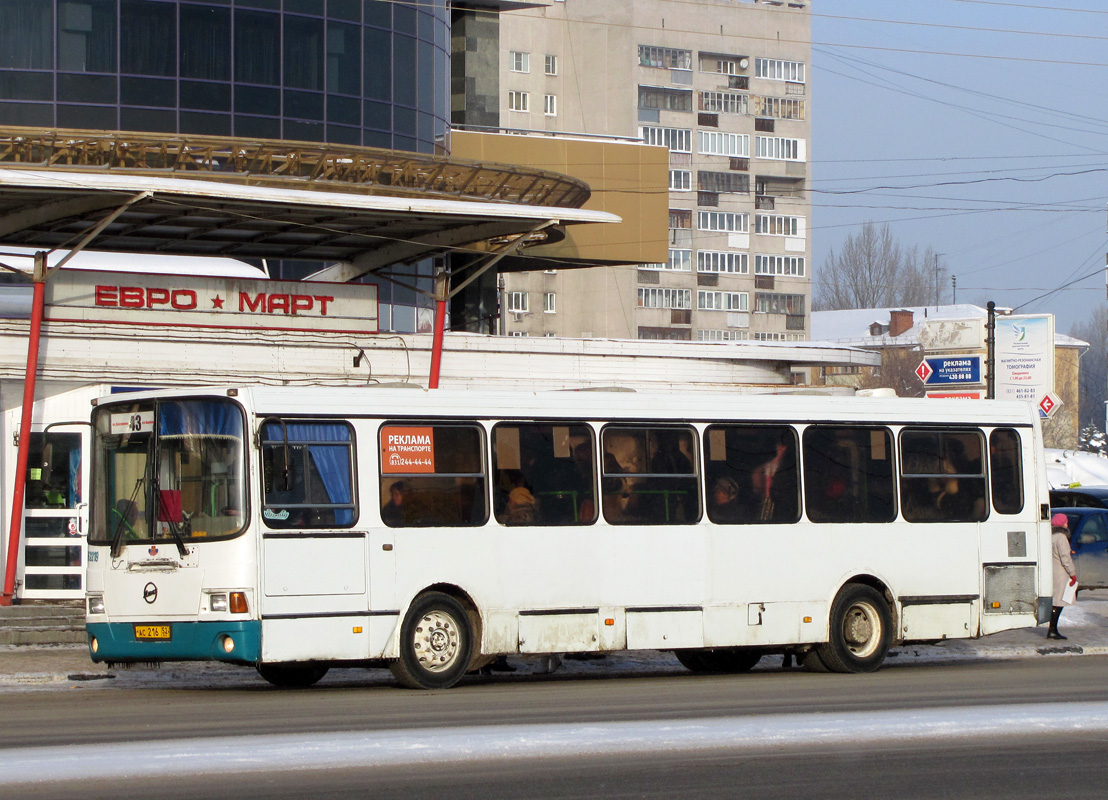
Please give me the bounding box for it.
[381,481,406,526]
[112,499,141,539]
[708,476,752,523]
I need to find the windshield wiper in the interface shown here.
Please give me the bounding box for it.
[110,478,145,559]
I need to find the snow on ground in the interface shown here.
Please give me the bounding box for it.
[1045,448,1108,489]
[3,700,1108,784]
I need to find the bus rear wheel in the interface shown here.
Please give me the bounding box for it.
[675,648,762,674]
[256,662,329,688]
[390,592,474,690]
[815,584,892,673]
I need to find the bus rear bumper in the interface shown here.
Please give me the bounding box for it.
[86,621,261,666]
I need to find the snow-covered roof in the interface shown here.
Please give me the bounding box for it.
[810,305,1086,349]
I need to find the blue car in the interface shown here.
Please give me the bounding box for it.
[1053,507,1108,590]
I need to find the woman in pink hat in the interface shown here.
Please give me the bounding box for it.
[1049,512,1078,640]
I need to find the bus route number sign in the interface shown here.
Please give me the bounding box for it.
[110,410,155,435]
[381,426,435,474]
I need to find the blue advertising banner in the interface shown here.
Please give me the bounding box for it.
[915,355,983,386]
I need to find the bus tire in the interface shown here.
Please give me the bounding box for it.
[390,592,474,690]
[256,662,329,688]
[801,648,830,672]
[816,584,892,673]
[675,648,762,674]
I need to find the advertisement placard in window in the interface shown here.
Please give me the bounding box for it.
[381,426,435,474]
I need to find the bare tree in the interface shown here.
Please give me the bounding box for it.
[1071,306,1108,434]
[855,347,926,398]
[815,224,949,311]
[900,245,948,307]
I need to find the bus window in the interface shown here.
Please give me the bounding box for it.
[704,425,799,524]
[990,428,1024,515]
[804,426,896,524]
[601,426,699,525]
[492,423,595,525]
[261,420,356,529]
[379,423,487,527]
[899,428,987,523]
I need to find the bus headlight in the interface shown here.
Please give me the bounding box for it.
[220,634,235,654]
[87,595,105,616]
[209,593,228,613]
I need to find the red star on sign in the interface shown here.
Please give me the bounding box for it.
[211,295,225,309]
[915,361,933,383]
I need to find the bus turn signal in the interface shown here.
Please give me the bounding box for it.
[230,592,249,614]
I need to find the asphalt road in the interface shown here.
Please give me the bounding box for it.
[5,655,1108,797]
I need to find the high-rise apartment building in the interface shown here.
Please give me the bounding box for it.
[492,0,811,341]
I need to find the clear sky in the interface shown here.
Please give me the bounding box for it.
[811,1,1108,336]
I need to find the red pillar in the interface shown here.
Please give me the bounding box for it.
[428,298,447,389]
[2,278,46,604]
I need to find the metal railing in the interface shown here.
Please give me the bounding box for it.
[0,126,591,208]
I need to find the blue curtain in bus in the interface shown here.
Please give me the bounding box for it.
[284,423,354,525]
[159,401,242,438]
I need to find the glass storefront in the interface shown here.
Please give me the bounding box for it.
[0,0,449,153]
[0,0,447,331]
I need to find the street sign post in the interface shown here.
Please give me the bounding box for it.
[1038,391,1062,419]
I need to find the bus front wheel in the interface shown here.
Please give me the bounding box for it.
[390,592,475,689]
[815,584,892,673]
[256,662,329,688]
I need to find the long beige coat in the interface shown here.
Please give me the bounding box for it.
[1052,530,1077,606]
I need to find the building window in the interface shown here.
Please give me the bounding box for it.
[755,215,804,237]
[754,96,805,120]
[637,288,691,309]
[699,91,748,115]
[638,85,692,112]
[698,291,748,312]
[669,209,692,229]
[545,54,558,75]
[755,136,805,162]
[508,291,529,312]
[697,251,748,274]
[698,131,749,158]
[508,90,529,112]
[755,292,805,314]
[697,171,750,194]
[510,51,530,73]
[638,45,692,71]
[640,126,691,153]
[697,211,748,233]
[509,331,529,337]
[755,255,806,277]
[643,249,692,271]
[755,57,805,83]
[639,326,692,340]
[698,329,748,341]
[544,292,556,313]
[669,169,692,191]
[544,94,557,116]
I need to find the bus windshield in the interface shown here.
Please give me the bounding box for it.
[90,397,246,547]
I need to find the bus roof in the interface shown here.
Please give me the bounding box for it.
[98,385,1043,428]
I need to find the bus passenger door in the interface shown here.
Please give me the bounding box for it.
[19,427,88,601]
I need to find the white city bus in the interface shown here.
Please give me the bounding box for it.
[84,386,1051,689]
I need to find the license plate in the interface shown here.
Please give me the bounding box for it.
[134,625,171,641]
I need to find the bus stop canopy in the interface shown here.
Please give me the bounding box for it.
[0,128,618,274]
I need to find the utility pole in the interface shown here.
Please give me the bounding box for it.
[952,274,957,304]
